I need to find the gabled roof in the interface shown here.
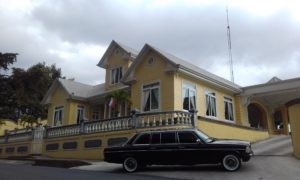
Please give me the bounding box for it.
[122,44,242,93]
[58,78,95,98]
[241,77,300,106]
[242,76,300,95]
[41,78,128,105]
[97,40,139,68]
[266,76,282,84]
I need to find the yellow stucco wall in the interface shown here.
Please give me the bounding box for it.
[47,85,91,126]
[67,100,90,125]
[47,86,69,126]
[129,50,255,131]
[174,72,237,123]
[287,104,300,159]
[198,118,269,143]
[0,141,32,158]
[234,96,249,126]
[105,48,131,91]
[43,130,135,160]
[131,51,175,112]
[281,107,290,135]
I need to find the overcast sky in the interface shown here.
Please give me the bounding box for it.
[1,0,299,86]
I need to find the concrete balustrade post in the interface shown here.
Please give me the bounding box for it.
[43,125,49,139]
[31,124,45,155]
[131,109,140,129]
[80,119,85,134]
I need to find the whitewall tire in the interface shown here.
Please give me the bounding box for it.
[123,157,138,173]
[222,154,241,171]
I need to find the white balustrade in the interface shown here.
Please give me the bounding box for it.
[43,111,192,139]
[135,111,193,128]
[7,132,32,143]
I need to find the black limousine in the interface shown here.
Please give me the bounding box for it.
[104,129,253,172]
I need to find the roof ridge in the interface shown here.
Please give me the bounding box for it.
[98,40,139,68]
[146,44,241,89]
[113,40,139,55]
[59,78,93,87]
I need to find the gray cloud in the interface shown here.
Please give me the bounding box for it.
[1,0,299,86]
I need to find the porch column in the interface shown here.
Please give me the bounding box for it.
[104,104,107,119]
[108,105,111,118]
[282,107,289,135]
[125,101,128,116]
[287,99,300,159]
[118,103,122,117]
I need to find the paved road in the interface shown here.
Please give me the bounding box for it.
[252,135,293,156]
[73,156,300,180]
[0,160,175,180]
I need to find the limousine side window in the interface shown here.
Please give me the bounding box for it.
[178,132,198,143]
[161,132,176,144]
[134,133,150,145]
[151,133,161,144]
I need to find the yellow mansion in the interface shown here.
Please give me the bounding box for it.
[1,40,299,159]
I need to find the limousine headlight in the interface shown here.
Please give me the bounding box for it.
[245,146,252,153]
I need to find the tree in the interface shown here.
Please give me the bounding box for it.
[0,53,18,122]
[0,60,62,125]
[11,62,61,121]
[0,53,18,71]
[107,89,131,117]
[20,115,38,128]
[0,76,17,119]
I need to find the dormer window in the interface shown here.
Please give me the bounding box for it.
[111,67,123,84]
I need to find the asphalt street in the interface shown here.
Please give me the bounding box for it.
[0,160,176,180]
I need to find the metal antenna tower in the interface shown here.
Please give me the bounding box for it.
[226,6,234,83]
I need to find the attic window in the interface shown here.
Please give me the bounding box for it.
[148,57,155,65]
[111,67,123,84]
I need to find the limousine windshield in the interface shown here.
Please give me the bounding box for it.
[195,130,214,143]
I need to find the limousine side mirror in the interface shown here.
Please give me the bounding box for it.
[196,139,202,144]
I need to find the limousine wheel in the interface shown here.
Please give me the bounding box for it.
[123,157,138,173]
[222,154,241,171]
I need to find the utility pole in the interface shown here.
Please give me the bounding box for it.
[226,6,234,83]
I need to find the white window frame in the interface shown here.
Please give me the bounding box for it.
[205,91,217,117]
[92,111,100,120]
[182,82,197,111]
[110,66,123,85]
[53,106,64,127]
[76,106,84,124]
[224,97,234,121]
[141,82,160,112]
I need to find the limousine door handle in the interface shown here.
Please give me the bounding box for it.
[178,146,185,149]
[150,147,157,150]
